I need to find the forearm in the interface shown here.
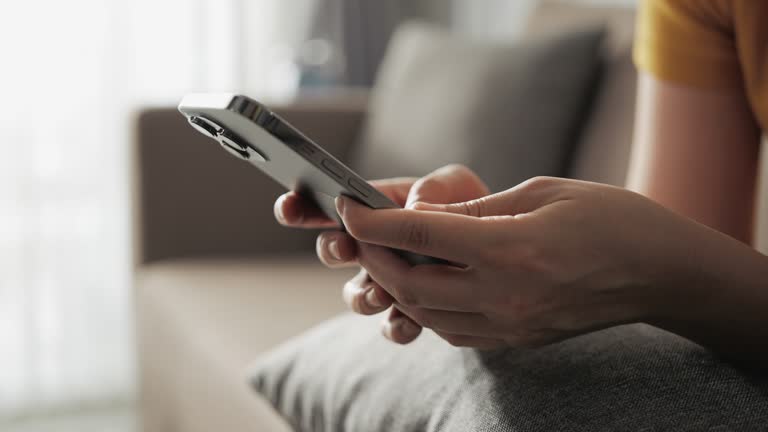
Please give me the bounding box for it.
[651,224,768,365]
[629,74,761,245]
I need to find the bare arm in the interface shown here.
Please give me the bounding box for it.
[628,73,768,364]
[627,72,761,243]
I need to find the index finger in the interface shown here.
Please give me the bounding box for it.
[275,177,418,229]
[337,196,506,264]
[274,192,339,228]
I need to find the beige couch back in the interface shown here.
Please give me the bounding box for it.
[526,1,637,187]
[132,104,366,264]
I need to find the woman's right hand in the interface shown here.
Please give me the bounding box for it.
[274,164,490,343]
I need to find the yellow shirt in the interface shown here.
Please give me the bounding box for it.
[634,0,768,130]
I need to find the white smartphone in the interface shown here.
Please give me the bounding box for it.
[178,93,442,265]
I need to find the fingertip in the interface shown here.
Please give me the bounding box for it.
[274,194,288,224]
[364,285,388,309]
[334,232,357,261]
[382,316,422,344]
[276,192,305,225]
[335,196,368,234]
[335,196,347,217]
[336,195,366,214]
[350,284,391,315]
[317,232,357,267]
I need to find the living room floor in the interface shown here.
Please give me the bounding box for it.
[2,405,136,432]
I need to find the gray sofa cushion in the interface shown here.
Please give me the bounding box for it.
[250,313,768,431]
[352,23,604,192]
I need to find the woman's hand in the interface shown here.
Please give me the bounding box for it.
[335,175,725,349]
[274,164,490,343]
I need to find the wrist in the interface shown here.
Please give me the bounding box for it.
[633,219,724,327]
[643,220,768,345]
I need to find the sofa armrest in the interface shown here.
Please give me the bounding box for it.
[132,93,368,265]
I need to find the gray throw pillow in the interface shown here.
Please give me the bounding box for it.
[352,22,604,192]
[250,313,768,431]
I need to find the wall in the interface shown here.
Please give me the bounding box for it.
[449,0,636,38]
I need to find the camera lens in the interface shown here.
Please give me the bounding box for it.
[219,131,267,162]
[188,116,220,139]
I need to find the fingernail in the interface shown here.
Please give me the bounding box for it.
[274,197,286,223]
[328,239,341,261]
[364,287,383,308]
[335,196,346,217]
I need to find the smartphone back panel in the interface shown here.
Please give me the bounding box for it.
[178,93,397,223]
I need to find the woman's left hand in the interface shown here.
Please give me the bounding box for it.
[336,176,707,349]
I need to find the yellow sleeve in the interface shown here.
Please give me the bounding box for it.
[633,0,742,88]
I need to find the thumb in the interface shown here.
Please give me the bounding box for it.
[411,177,565,217]
[405,164,490,209]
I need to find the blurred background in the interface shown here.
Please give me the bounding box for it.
[1,0,634,431]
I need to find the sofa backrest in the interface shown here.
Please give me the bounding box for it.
[526,1,637,187]
[526,1,768,250]
[132,100,366,265]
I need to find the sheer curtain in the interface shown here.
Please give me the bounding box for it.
[0,0,313,419]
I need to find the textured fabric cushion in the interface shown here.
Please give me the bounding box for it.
[352,22,604,192]
[250,313,768,431]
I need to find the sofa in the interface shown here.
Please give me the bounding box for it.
[132,2,768,431]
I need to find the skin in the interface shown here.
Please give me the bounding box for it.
[275,165,490,343]
[275,73,768,363]
[628,73,761,243]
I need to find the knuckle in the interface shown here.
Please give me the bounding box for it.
[394,284,419,307]
[453,199,483,217]
[409,177,431,194]
[418,175,442,190]
[444,163,471,177]
[398,220,431,251]
[315,235,333,266]
[520,176,559,192]
[411,176,446,202]
[473,198,489,217]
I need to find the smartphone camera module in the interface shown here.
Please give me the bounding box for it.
[188,116,221,139]
[219,130,268,163]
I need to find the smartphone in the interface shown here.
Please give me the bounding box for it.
[178,93,441,266]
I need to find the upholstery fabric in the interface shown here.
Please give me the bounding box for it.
[135,257,355,432]
[251,313,768,432]
[353,23,604,192]
[521,0,638,186]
